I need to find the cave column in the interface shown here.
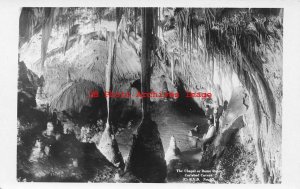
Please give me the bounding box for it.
[141,7,153,120]
[98,20,125,170]
[124,8,167,183]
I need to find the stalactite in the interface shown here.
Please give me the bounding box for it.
[41,8,57,70]
[184,59,187,77]
[134,8,137,38]
[171,53,174,84]
[63,15,71,56]
[116,8,123,27]
[180,19,184,47]
[212,56,215,83]
[105,31,116,124]
[196,26,199,53]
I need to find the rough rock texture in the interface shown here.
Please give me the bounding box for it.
[18,61,42,109]
[49,80,107,117]
[125,118,167,182]
[19,8,282,183]
[165,136,181,164]
[97,123,125,169]
[17,97,118,182]
[161,9,282,183]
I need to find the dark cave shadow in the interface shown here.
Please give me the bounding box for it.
[174,78,205,116]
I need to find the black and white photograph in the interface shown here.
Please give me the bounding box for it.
[16,7,283,183]
[2,0,300,187]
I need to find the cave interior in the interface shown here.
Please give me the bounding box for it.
[17,7,282,183]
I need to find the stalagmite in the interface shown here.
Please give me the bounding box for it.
[17,7,283,183]
[165,136,181,165]
[97,123,125,169]
[29,139,44,162]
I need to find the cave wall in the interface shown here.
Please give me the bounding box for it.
[162,13,282,183]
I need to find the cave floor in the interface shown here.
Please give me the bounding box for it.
[116,100,208,159]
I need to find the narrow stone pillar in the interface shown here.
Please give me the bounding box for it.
[98,30,124,169]
[105,31,116,124]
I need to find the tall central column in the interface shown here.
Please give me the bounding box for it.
[141,7,153,120]
[124,8,167,183]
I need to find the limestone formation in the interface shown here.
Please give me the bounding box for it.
[42,122,55,137]
[17,7,283,183]
[97,123,124,169]
[165,136,181,165]
[125,119,167,183]
[29,139,45,162]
